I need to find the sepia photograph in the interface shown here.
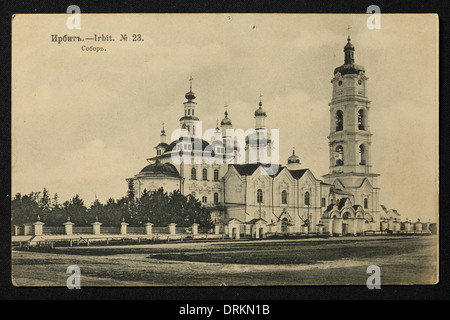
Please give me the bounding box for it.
[11,13,438,287]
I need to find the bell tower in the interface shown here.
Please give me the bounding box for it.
[322,34,380,219]
[179,76,200,137]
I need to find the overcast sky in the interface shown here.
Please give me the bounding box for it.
[12,14,438,222]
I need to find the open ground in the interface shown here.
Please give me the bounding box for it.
[11,235,437,287]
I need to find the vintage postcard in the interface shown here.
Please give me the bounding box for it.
[11,13,438,287]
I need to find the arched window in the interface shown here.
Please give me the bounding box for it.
[336,110,343,132]
[364,198,368,209]
[335,145,344,166]
[359,145,366,165]
[358,109,365,130]
[214,169,219,181]
[257,189,263,204]
[281,190,288,204]
[191,168,197,179]
[214,192,219,204]
[304,191,310,206]
[202,168,208,180]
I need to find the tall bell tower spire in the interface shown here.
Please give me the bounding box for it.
[323,33,380,221]
[344,25,355,64]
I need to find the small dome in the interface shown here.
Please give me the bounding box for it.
[344,38,355,51]
[287,148,301,170]
[254,102,266,117]
[221,111,232,126]
[185,91,196,101]
[288,149,300,164]
[140,161,180,177]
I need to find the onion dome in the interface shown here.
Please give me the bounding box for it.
[288,148,300,164]
[344,36,355,51]
[185,75,196,101]
[287,148,301,170]
[139,160,180,177]
[221,110,232,126]
[185,90,196,101]
[254,101,266,117]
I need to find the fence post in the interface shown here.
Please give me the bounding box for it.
[91,217,102,235]
[33,216,45,236]
[145,222,154,235]
[192,223,199,236]
[168,223,177,235]
[120,218,129,235]
[23,223,33,236]
[404,221,411,234]
[64,217,75,235]
[415,220,423,233]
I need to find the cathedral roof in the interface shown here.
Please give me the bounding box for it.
[139,161,180,177]
[337,197,350,210]
[155,142,169,149]
[246,218,268,224]
[147,137,211,162]
[288,169,308,180]
[334,63,365,76]
[331,187,353,196]
[164,137,210,153]
[232,163,263,176]
[232,164,308,180]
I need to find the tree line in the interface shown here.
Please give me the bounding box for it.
[11,187,213,228]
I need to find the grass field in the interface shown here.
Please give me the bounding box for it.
[11,235,438,286]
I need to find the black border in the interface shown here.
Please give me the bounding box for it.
[1,0,449,302]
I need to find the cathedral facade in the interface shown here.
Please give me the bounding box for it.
[127,36,381,236]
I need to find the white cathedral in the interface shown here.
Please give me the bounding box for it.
[127,36,383,237]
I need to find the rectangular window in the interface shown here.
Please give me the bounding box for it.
[321,198,326,207]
